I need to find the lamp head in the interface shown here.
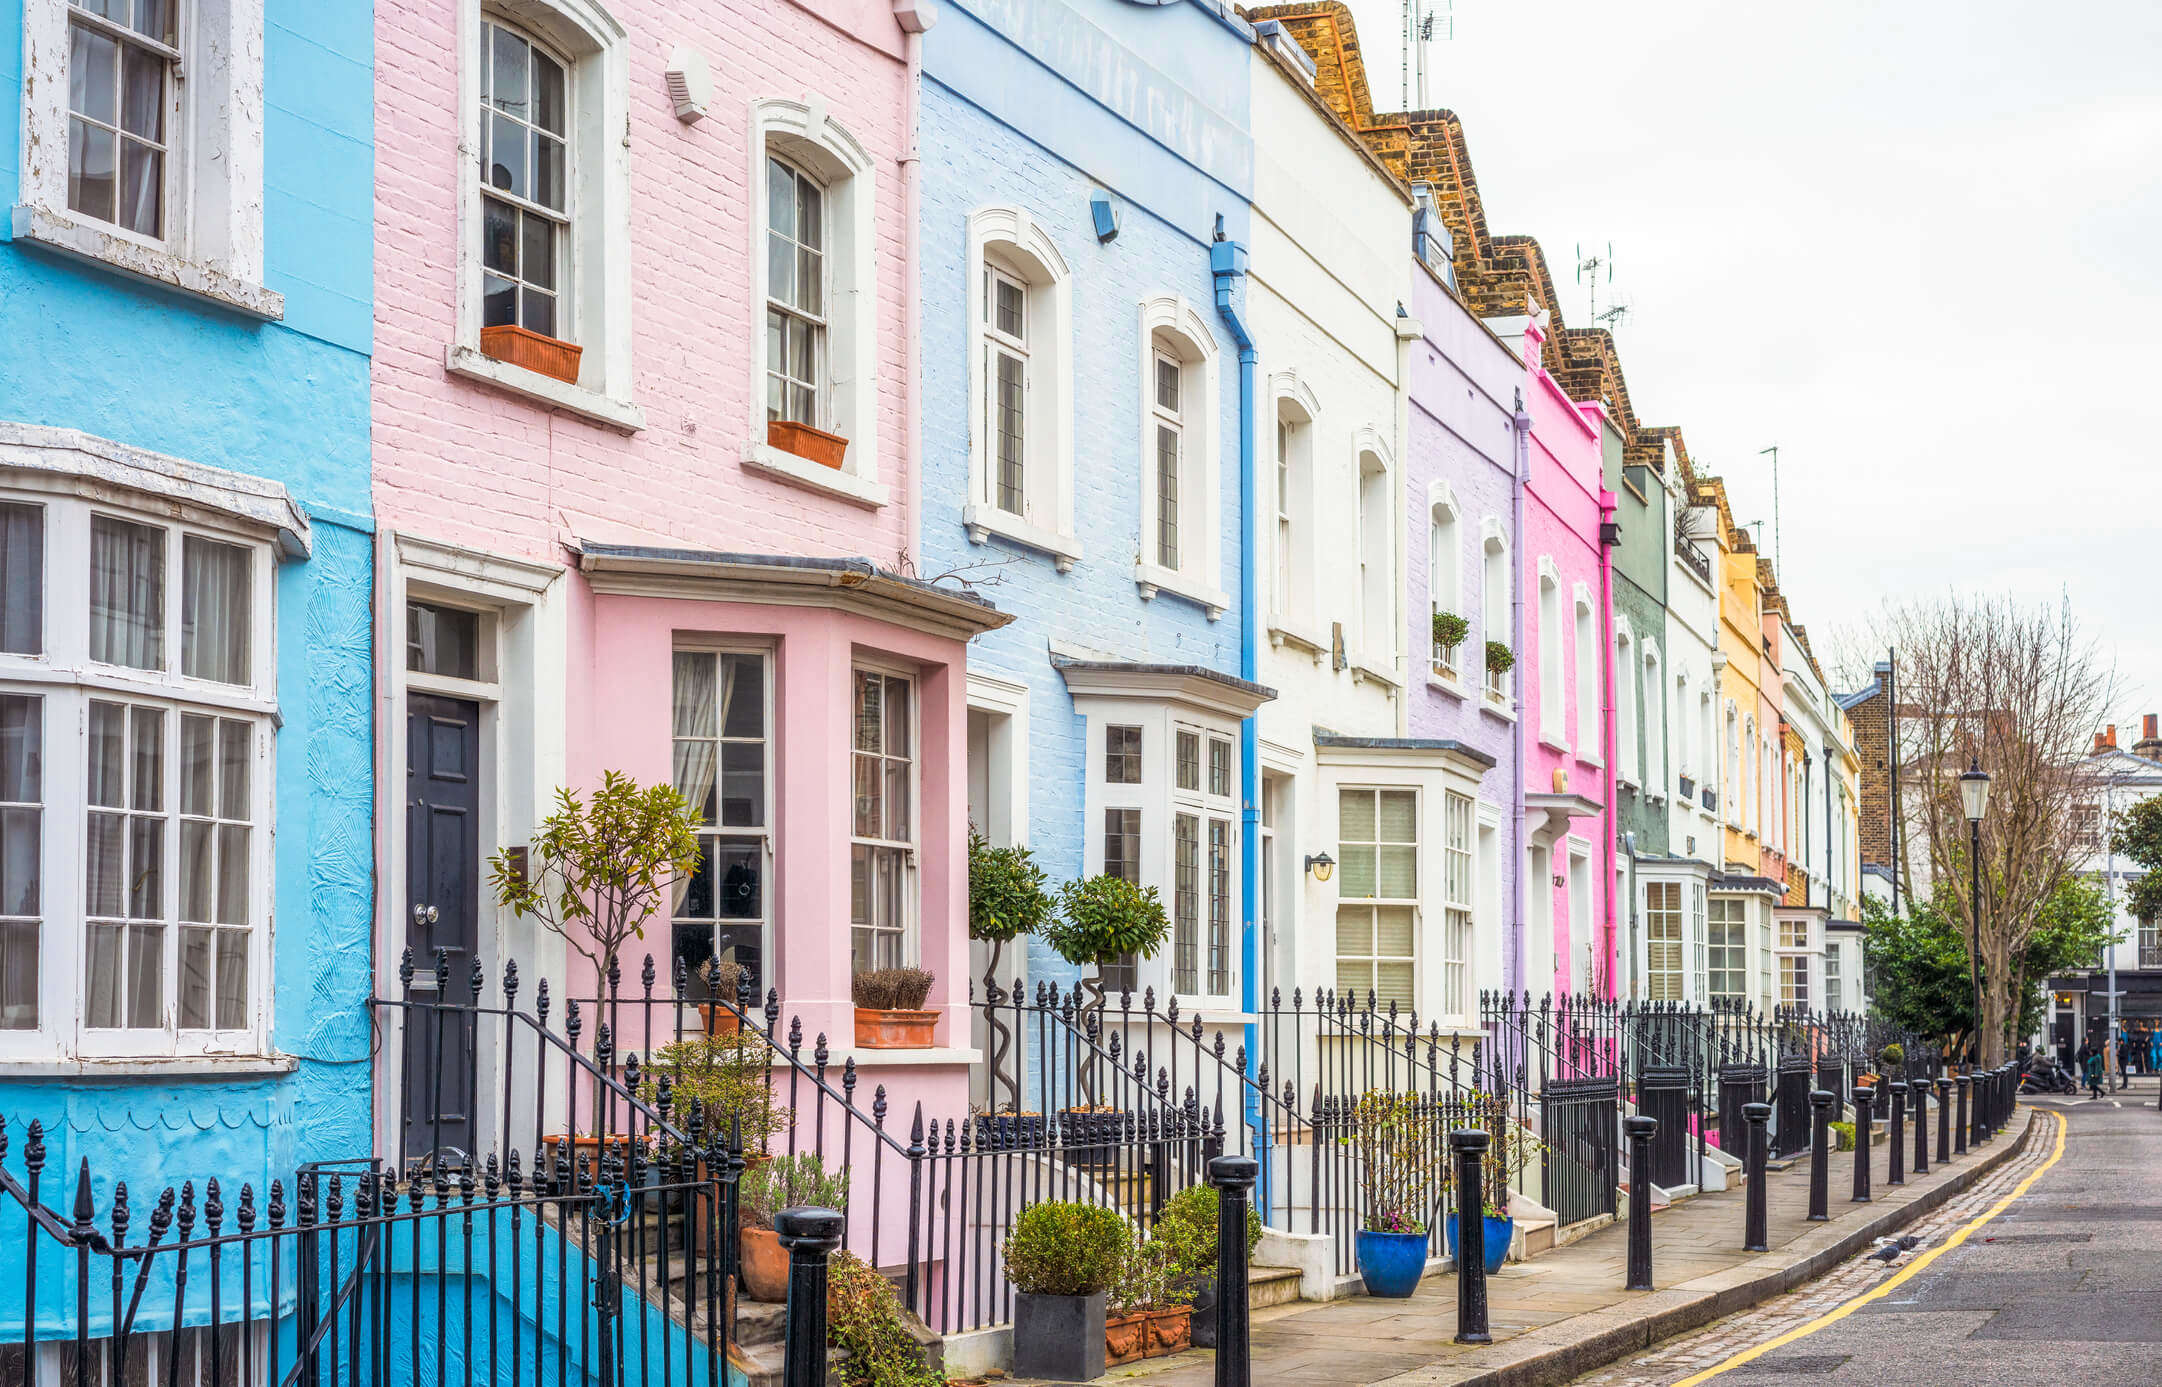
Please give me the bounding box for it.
[1959,757,1992,825]
[1304,851,1335,884]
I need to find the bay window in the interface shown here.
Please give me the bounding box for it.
[850,669,915,975]
[1645,881,1683,1002]
[1336,788,1416,1007]
[1708,897,1745,1001]
[670,649,771,995]
[0,488,274,1057]
[1170,725,1233,997]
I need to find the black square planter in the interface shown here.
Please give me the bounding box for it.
[1013,1290,1107,1382]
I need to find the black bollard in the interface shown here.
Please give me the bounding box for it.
[1807,1090,1834,1222]
[1624,1115,1657,1291]
[1851,1086,1874,1203]
[1210,1154,1258,1387]
[1936,1078,1952,1165]
[1886,1081,1907,1186]
[1742,1101,1772,1252]
[1955,1073,1970,1155]
[1912,1078,1929,1175]
[777,1205,845,1387]
[1451,1128,1492,1344]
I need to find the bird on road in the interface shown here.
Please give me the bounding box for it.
[1865,1234,1923,1263]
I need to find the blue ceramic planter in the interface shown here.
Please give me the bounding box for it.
[1354,1228,1429,1298]
[1442,1211,1513,1276]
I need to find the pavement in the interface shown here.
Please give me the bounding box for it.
[1568,1076,2162,1386]
[986,1082,2047,1387]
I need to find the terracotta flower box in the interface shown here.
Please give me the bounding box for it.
[767,419,849,469]
[1107,1306,1192,1365]
[854,1006,938,1049]
[480,324,583,385]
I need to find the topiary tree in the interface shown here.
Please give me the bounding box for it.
[1044,875,1169,1106]
[968,827,1056,1113]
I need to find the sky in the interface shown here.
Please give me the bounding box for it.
[1342,0,2162,716]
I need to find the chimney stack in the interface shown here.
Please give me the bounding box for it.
[2135,715,2162,763]
[2095,731,2110,755]
[2107,724,2119,748]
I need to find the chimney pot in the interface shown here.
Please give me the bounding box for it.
[2108,724,2119,747]
[2145,715,2157,741]
[2095,732,2108,754]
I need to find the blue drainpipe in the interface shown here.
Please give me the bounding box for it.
[1211,232,1260,1139]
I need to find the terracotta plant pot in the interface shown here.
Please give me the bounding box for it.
[479,324,583,385]
[693,1003,742,1037]
[1104,1311,1149,1366]
[1146,1305,1193,1356]
[739,1225,790,1303]
[766,419,849,469]
[854,1007,937,1049]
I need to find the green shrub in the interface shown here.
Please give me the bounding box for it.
[1829,1120,1856,1152]
[851,967,935,1010]
[1152,1183,1264,1277]
[1878,1042,1906,1068]
[1430,611,1470,652]
[828,1250,941,1387]
[740,1152,849,1232]
[1002,1201,1132,1297]
[969,829,1055,945]
[1043,876,1170,970]
[1485,641,1515,675]
[643,1029,788,1150]
[1109,1237,1191,1317]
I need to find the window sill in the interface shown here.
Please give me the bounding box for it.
[1480,694,1518,725]
[837,1045,983,1068]
[740,442,890,509]
[443,343,646,433]
[0,1052,299,1079]
[1539,734,1573,756]
[1133,561,1227,619]
[11,203,285,320]
[1577,754,1606,772]
[1351,659,1401,691]
[963,504,1082,573]
[1267,620,1330,658]
[1425,668,1469,700]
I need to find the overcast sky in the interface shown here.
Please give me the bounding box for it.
[1343,0,2162,719]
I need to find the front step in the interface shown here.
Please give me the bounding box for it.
[1248,1264,1302,1310]
[1515,1216,1556,1259]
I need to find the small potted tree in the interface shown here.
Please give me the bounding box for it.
[490,771,701,1153]
[1153,1181,1263,1347]
[1430,610,1470,679]
[1443,1100,1540,1276]
[969,828,1054,1124]
[737,1152,847,1303]
[1043,875,1169,1114]
[1484,639,1515,700]
[695,957,748,1037]
[852,967,939,1048]
[1350,1091,1438,1298]
[1003,1201,1131,1383]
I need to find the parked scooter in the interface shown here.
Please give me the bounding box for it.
[2020,1056,2078,1095]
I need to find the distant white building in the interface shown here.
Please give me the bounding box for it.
[2047,720,2162,1057]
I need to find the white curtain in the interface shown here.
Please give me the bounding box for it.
[0,503,42,656]
[670,652,720,917]
[182,537,250,684]
[90,517,163,670]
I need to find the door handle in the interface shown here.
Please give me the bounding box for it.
[413,903,440,926]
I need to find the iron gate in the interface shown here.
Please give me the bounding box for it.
[1541,1076,1620,1225]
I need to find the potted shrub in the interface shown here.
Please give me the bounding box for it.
[1484,640,1515,678]
[1154,1181,1263,1348]
[1107,1236,1193,1364]
[1348,1091,1438,1298]
[1878,1042,1906,1079]
[1443,1098,1540,1276]
[480,323,583,385]
[767,418,850,469]
[694,958,748,1037]
[738,1152,848,1304]
[969,828,1054,1119]
[1003,1201,1131,1383]
[852,967,938,1048]
[1043,875,1170,1108]
[827,1248,942,1386]
[1430,610,1469,675]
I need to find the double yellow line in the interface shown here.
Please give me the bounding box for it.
[1672,1110,2066,1386]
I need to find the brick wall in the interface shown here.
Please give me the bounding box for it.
[1849,676,1893,871]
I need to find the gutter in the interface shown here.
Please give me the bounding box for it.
[1211,232,1262,1095]
[1510,388,1532,998]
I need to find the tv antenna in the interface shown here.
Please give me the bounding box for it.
[1402,0,1454,109]
[1595,291,1633,333]
[1759,445,1781,575]
[1575,243,1614,327]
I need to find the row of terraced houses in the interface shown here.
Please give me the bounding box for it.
[1,0,1882,1379]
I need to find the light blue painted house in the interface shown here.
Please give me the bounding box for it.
[922,0,1267,1093]
[0,0,374,1364]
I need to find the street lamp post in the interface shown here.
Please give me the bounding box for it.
[1960,759,1993,1066]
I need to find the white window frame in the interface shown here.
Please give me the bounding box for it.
[1335,785,1418,1009]
[1707,897,1746,1001]
[1573,582,1598,759]
[1268,373,1323,641]
[669,644,777,993]
[477,19,574,343]
[1689,880,1708,1002]
[16,0,280,318]
[1441,790,1472,1022]
[447,0,640,431]
[1481,519,1509,705]
[1536,557,1564,746]
[1134,297,1225,616]
[1823,939,1843,1012]
[0,475,283,1063]
[1427,482,1463,681]
[849,664,918,975]
[1776,915,1810,1008]
[1168,723,1235,998]
[1644,880,1683,1002]
[1615,620,1637,786]
[964,206,1077,569]
[1354,435,1395,671]
[741,97,885,505]
[1642,641,1664,799]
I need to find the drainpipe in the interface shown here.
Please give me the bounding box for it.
[1510,390,1532,999]
[894,4,931,561]
[1211,234,1260,1046]
[1599,488,1618,1000]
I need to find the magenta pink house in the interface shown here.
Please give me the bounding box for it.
[1507,318,1615,1001]
[367,0,1004,1242]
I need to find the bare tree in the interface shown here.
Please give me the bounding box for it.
[1871,594,2113,1062]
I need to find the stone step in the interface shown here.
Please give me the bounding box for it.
[1515,1216,1556,1259]
[1249,1264,1302,1311]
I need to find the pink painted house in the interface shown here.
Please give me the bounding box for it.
[1511,318,1614,1001]
[368,0,1003,1239]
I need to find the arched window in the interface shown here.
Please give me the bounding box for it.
[1271,376,1319,628]
[1642,643,1664,795]
[1356,443,1392,662]
[1674,670,1692,786]
[1615,623,1637,784]
[1481,520,1508,700]
[964,207,1075,566]
[1742,716,1757,834]
[1537,561,1563,742]
[1135,298,1224,616]
[1428,482,1461,674]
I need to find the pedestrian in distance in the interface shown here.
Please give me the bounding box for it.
[2080,1039,2105,1099]
[2117,1030,2133,1090]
